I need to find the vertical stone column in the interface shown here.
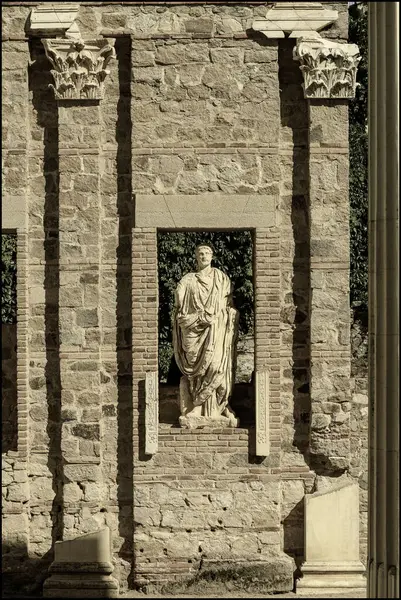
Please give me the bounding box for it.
[57,101,103,503]
[367,3,399,598]
[294,38,361,472]
[307,100,352,469]
[42,38,115,535]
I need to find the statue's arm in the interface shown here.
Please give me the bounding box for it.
[175,278,200,329]
[175,280,185,311]
[175,276,212,330]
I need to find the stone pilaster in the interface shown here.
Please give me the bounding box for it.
[295,35,358,471]
[307,100,352,471]
[57,101,103,519]
[42,37,115,537]
[367,3,399,598]
[290,30,361,474]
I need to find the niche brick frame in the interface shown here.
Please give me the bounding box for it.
[16,229,29,458]
[132,194,281,461]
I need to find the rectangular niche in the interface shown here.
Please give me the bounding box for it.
[157,229,255,428]
[133,193,281,458]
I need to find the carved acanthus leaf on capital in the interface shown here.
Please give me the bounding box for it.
[42,38,116,101]
[293,37,361,100]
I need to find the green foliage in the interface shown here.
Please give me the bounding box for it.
[1,233,17,324]
[157,231,254,380]
[349,2,368,308]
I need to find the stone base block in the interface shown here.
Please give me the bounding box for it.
[296,561,366,595]
[179,414,238,429]
[43,528,119,598]
[43,562,119,598]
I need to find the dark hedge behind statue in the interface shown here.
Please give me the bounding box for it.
[157,231,254,382]
[349,2,368,310]
[1,233,17,324]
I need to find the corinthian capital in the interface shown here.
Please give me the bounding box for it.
[42,38,116,101]
[293,37,361,99]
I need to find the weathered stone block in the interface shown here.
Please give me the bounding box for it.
[311,413,331,430]
[184,18,213,34]
[210,48,244,64]
[2,513,29,547]
[7,482,30,503]
[30,477,54,503]
[71,424,100,441]
[155,44,209,65]
[244,48,277,63]
[64,464,101,483]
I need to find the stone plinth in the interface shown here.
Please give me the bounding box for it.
[43,528,118,598]
[297,482,366,594]
[179,414,238,429]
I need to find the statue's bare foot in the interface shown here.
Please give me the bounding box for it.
[187,405,202,417]
[222,406,239,427]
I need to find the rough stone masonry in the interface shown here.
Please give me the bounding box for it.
[1,1,367,596]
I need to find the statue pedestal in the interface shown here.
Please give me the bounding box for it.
[179,414,238,429]
[297,482,366,595]
[43,527,119,598]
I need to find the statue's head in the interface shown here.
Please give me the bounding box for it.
[195,244,213,270]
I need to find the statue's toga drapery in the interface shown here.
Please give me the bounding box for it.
[173,267,238,419]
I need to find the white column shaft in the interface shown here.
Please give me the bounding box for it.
[368,3,399,598]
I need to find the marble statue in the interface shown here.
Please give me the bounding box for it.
[173,244,239,428]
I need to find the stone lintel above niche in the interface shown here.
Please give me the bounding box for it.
[134,194,278,229]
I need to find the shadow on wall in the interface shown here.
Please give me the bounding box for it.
[28,36,64,550]
[283,500,305,577]
[2,541,53,597]
[278,38,312,467]
[2,324,18,453]
[115,35,136,589]
[279,39,348,479]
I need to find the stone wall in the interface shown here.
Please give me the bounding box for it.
[133,427,285,588]
[1,1,368,596]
